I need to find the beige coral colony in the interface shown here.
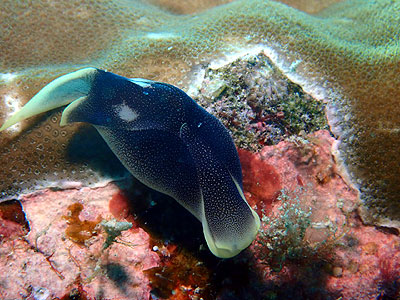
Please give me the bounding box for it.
[0,0,399,248]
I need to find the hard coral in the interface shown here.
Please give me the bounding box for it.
[0,0,399,228]
[146,0,344,15]
[279,0,344,14]
[145,0,233,14]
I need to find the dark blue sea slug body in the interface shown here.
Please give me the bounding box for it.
[0,68,260,258]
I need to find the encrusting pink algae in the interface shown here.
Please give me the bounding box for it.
[0,0,399,228]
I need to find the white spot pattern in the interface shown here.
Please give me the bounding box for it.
[114,103,138,122]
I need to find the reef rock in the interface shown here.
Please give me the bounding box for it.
[0,0,399,233]
[247,130,400,300]
[0,183,159,300]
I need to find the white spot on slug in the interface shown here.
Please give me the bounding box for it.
[114,103,138,122]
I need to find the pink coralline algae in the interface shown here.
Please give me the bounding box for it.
[246,130,400,299]
[0,184,159,300]
[238,148,281,211]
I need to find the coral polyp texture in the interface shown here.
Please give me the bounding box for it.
[0,0,399,228]
[279,0,344,13]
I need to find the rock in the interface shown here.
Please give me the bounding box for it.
[0,184,159,300]
[0,0,399,228]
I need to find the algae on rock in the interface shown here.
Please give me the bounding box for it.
[192,52,328,151]
[0,0,399,228]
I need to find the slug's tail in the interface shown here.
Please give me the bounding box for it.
[0,68,97,131]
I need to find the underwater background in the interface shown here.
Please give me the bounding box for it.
[0,0,399,299]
